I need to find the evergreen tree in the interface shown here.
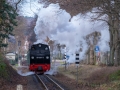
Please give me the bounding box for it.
[0,0,18,49]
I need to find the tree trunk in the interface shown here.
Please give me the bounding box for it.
[108,10,115,66]
[114,29,118,66]
[117,47,120,65]
[87,49,90,64]
[90,45,94,65]
[109,46,114,66]
[113,0,120,66]
[108,26,114,66]
[114,45,120,66]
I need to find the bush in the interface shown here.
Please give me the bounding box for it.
[0,53,8,79]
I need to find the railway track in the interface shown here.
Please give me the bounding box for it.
[35,74,64,90]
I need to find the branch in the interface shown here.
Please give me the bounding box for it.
[15,0,22,12]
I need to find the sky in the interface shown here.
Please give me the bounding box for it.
[18,0,110,63]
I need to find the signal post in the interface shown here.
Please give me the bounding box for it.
[75,51,80,86]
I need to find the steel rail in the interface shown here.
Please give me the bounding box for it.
[35,74,49,90]
[45,75,64,90]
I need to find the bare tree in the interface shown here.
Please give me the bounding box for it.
[84,31,101,65]
[6,16,37,56]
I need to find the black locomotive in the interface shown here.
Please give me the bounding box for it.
[28,43,50,73]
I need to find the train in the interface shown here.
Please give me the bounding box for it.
[28,43,51,73]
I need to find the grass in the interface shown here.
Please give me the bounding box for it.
[58,64,120,90]
[109,70,120,80]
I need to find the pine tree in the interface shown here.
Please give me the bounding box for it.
[0,0,18,49]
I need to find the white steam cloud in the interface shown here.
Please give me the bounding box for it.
[19,2,110,63]
[34,4,109,62]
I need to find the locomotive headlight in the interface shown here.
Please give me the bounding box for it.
[45,47,48,50]
[46,56,49,59]
[31,56,34,59]
[39,44,41,47]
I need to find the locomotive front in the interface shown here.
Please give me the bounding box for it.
[29,43,50,73]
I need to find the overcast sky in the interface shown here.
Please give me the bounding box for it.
[18,0,110,62]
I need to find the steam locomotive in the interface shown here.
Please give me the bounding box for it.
[28,43,51,73]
